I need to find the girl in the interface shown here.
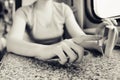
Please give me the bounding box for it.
[7,0,102,65]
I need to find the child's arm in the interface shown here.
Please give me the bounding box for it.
[7,9,81,65]
[7,11,70,65]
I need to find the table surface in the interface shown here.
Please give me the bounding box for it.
[0,49,120,80]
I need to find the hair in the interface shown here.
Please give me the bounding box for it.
[0,1,4,19]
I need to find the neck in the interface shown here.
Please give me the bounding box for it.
[35,0,53,10]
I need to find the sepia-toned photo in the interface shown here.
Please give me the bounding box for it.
[0,0,120,80]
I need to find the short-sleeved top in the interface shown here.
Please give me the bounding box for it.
[15,2,73,44]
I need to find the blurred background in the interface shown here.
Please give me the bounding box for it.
[0,0,15,36]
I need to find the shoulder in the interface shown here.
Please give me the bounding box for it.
[15,5,32,16]
[14,5,33,22]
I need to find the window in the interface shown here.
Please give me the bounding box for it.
[94,0,120,18]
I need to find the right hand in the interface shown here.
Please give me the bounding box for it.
[35,43,68,65]
[35,41,79,65]
[61,39,84,63]
[51,39,84,64]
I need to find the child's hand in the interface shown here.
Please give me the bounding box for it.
[61,39,84,63]
[51,39,84,64]
[35,39,84,65]
[35,44,68,65]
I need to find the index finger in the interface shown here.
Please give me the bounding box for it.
[54,46,68,65]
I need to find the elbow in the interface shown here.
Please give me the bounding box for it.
[6,36,17,52]
[6,36,13,52]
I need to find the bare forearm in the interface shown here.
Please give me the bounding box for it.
[78,40,98,49]
[7,38,50,57]
[72,35,101,50]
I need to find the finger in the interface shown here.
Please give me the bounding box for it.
[55,46,68,65]
[61,42,77,63]
[110,19,118,25]
[70,43,84,63]
[103,21,112,25]
[103,19,113,25]
[103,18,117,25]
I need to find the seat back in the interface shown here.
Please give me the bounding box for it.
[15,0,22,10]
